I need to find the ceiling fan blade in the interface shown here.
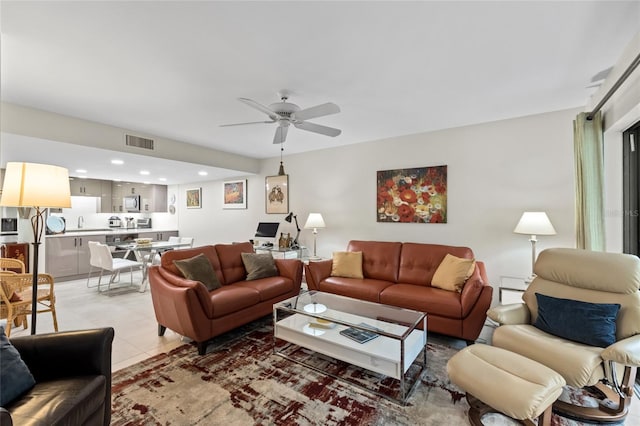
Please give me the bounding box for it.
[273,125,289,144]
[294,121,341,137]
[291,102,340,122]
[219,120,274,127]
[238,98,281,121]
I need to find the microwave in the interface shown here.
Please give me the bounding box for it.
[1,218,18,235]
[123,195,141,212]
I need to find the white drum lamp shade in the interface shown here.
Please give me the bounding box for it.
[0,162,72,208]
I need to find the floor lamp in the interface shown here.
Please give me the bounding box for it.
[304,213,325,260]
[0,162,71,334]
[513,211,556,283]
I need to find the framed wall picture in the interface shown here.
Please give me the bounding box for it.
[223,179,247,209]
[265,175,288,214]
[186,188,202,209]
[376,165,447,223]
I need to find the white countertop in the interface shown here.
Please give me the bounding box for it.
[46,228,178,238]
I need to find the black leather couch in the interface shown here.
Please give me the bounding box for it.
[0,328,114,426]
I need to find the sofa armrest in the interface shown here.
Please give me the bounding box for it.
[0,407,12,426]
[11,327,114,383]
[275,259,303,288]
[487,303,531,325]
[460,261,489,316]
[304,259,332,290]
[601,334,640,366]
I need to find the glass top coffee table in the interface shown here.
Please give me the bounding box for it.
[273,291,427,404]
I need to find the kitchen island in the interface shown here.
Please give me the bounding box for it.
[45,228,179,281]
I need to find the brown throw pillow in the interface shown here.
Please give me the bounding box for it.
[241,252,278,281]
[331,251,364,279]
[431,253,476,292]
[173,253,221,291]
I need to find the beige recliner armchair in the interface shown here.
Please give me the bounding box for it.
[488,248,640,423]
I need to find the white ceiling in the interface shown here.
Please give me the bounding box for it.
[1,1,639,184]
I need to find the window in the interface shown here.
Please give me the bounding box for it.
[621,119,640,390]
[622,120,640,255]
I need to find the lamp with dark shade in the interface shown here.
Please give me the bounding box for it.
[513,211,556,283]
[304,213,325,260]
[284,212,300,249]
[0,162,72,334]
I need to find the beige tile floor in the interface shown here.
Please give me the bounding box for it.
[5,272,640,423]
[6,270,185,372]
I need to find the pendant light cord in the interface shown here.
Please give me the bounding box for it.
[278,143,286,175]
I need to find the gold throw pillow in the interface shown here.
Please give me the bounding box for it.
[330,251,364,279]
[431,253,476,292]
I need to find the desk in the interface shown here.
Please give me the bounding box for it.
[255,247,307,259]
[113,241,191,291]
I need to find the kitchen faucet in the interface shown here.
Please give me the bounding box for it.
[78,216,84,229]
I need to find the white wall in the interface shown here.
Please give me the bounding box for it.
[175,107,581,304]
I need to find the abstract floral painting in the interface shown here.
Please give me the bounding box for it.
[376,165,447,223]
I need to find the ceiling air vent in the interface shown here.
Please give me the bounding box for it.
[125,134,154,150]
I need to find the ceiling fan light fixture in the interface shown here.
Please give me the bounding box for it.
[221,92,342,145]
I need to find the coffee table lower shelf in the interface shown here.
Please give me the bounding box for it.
[273,313,427,404]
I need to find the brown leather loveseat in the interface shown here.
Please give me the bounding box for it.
[304,240,492,343]
[148,242,303,354]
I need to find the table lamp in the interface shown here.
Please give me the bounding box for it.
[304,213,325,260]
[284,212,300,249]
[0,162,71,334]
[513,211,556,283]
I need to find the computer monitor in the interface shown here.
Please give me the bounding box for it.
[254,222,279,238]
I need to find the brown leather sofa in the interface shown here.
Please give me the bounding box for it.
[0,327,114,426]
[148,242,303,354]
[304,240,492,343]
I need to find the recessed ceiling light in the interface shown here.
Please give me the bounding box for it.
[198,171,208,176]
[111,159,124,165]
[158,177,167,182]
[75,169,87,173]
[140,170,150,175]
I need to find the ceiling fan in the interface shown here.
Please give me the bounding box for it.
[220,92,341,144]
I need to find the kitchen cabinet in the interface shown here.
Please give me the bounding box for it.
[142,185,167,212]
[69,177,112,213]
[45,235,106,279]
[111,182,124,213]
[137,231,178,241]
[111,182,167,213]
[69,178,103,196]
[100,180,112,213]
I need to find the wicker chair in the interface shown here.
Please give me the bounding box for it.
[0,272,58,336]
[0,258,25,273]
[0,258,27,330]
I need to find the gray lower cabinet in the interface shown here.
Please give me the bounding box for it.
[46,235,106,279]
[137,231,178,241]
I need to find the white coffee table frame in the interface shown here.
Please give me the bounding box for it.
[273,291,427,404]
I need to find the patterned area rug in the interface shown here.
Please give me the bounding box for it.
[110,317,624,425]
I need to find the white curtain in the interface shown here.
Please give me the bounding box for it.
[574,111,605,251]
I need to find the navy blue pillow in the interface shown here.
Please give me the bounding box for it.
[0,326,36,406]
[533,293,620,348]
